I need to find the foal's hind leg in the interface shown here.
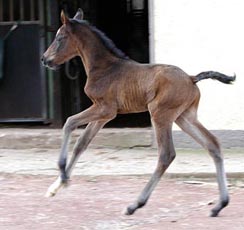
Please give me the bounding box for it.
[176,110,229,217]
[45,120,109,197]
[125,115,176,215]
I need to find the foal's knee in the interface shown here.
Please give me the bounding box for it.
[63,116,77,134]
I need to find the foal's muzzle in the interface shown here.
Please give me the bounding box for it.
[41,55,59,70]
[41,55,52,66]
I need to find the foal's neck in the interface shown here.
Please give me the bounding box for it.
[74,28,120,77]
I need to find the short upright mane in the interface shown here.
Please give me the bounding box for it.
[72,19,130,60]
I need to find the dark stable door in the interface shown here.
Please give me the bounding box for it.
[0,24,46,121]
[0,1,47,122]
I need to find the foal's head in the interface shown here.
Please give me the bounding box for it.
[41,9,84,70]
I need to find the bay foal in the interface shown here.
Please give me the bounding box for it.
[42,9,235,217]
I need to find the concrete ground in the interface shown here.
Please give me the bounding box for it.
[0,128,244,229]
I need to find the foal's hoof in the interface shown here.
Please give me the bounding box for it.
[209,209,219,217]
[45,183,59,198]
[45,190,56,198]
[209,199,229,217]
[123,205,136,215]
[45,176,66,198]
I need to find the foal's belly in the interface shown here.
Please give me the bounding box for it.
[117,103,148,114]
[116,91,149,114]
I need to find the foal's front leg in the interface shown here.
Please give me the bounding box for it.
[58,106,102,182]
[45,121,107,197]
[65,120,109,179]
[45,105,115,197]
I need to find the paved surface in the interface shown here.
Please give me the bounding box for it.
[0,128,244,229]
[1,174,244,230]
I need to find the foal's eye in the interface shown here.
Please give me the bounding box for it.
[56,35,67,44]
[56,36,63,42]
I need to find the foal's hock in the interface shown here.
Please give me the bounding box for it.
[42,9,235,217]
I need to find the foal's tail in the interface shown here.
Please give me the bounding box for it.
[192,71,236,84]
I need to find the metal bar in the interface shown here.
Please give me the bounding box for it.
[0,118,46,122]
[30,0,35,21]
[0,21,40,25]
[20,0,24,20]
[0,0,3,21]
[38,0,44,24]
[9,0,14,21]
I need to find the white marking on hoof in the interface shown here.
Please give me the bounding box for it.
[122,206,135,215]
[122,207,129,215]
[45,177,63,198]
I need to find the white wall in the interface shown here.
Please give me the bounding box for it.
[150,0,244,130]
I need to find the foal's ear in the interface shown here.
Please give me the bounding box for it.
[61,10,69,25]
[73,8,84,20]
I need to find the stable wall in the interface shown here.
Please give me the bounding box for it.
[149,0,244,130]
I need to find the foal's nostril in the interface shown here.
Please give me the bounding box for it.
[41,56,46,65]
[41,56,53,67]
[41,56,55,68]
